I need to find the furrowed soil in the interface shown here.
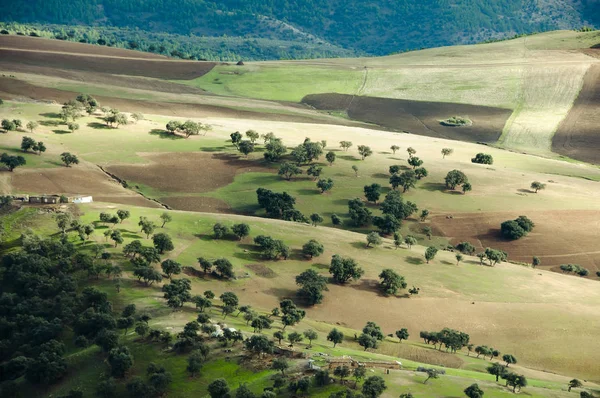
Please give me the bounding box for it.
[159,196,231,213]
[430,210,600,273]
[106,152,274,194]
[8,165,160,208]
[0,77,367,124]
[303,93,512,143]
[552,64,600,164]
[0,48,215,79]
[0,35,168,59]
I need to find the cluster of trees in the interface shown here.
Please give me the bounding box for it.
[0,153,26,172]
[254,235,290,260]
[21,136,46,155]
[351,190,418,235]
[1,118,22,132]
[471,153,493,165]
[500,215,534,240]
[419,328,470,353]
[167,120,212,138]
[212,222,250,240]
[256,188,308,223]
[559,264,589,277]
[0,233,144,394]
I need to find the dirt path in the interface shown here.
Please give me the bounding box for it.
[552,64,600,164]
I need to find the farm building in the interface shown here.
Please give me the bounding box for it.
[18,194,93,204]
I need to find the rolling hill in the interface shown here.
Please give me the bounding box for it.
[1,0,599,55]
[2,30,600,398]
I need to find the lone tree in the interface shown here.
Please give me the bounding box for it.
[357,145,373,160]
[303,329,318,347]
[502,354,517,367]
[500,216,534,240]
[568,379,583,392]
[327,328,344,347]
[441,148,453,158]
[530,181,546,193]
[407,147,416,158]
[379,269,406,295]
[272,357,289,375]
[462,182,472,194]
[464,383,484,398]
[445,170,468,190]
[160,212,172,228]
[329,254,364,284]
[340,141,353,151]
[532,256,541,268]
[486,363,507,382]
[317,178,334,193]
[471,153,493,165]
[310,213,324,226]
[352,165,359,176]
[366,232,382,248]
[395,328,409,342]
[21,136,36,152]
[326,151,336,165]
[26,121,39,133]
[390,145,400,154]
[67,122,80,133]
[424,246,438,263]
[207,378,230,398]
[302,239,324,259]
[423,369,439,384]
[153,232,174,254]
[408,156,423,169]
[60,152,79,167]
[278,162,302,181]
[232,223,250,240]
[456,253,464,265]
[362,376,387,398]
[287,331,303,347]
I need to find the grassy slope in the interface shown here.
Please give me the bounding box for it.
[183,31,600,156]
[6,205,598,397]
[58,203,600,382]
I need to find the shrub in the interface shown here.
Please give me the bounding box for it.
[471,153,493,165]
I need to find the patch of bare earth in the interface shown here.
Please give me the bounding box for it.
[303,93,512,143]
[160,196,231,213]
[8,166,160,209]
[552,64,600,164]
[0,35,168,59]
[245,264,278,278]
[430,210,600,273]
[106,152,274,193]
[0,48,215,79]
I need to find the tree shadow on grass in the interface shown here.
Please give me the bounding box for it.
[39,120,61,127]
[371,173,389,179]
[122,233,143,239]
[297,188,320,196]
[148,129,183,139]
[339,155,360,162]
[263,287,297,301]
[440,260,454,266]
[40,112,61,119]
[405,256,424,265]
[311,262,329,270]
[52,129,71,135]
[349,279,387,297]
[350,241,367,250]
[200,146,228,152]
[517,188,534,194]
[193,233,214,242]
[89,122,111,130]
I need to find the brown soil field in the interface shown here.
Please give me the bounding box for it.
[160,196,231,213]
[8,166,160,209]
[0,63,209,95]
[0,35,168,59]
[430,210,600,273]
[0,77,364,125]
[0,48,215,80]
[303,93,512,143]
[552,64,600,164]
[106,152,273,194]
